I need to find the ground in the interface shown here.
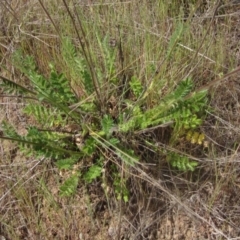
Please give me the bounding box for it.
[1,1,240,240]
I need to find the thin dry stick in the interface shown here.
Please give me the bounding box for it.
[91,131,230,239]
[0,157,45,203]
[37,0,61,37]
[18,23,50,46]
[190,0,221,64]
[135,168,230,239]
[134,22,217,65]
[183,0,222,79]
[191,65,240,94]
[1,0,19,21]
[69,0,103,107]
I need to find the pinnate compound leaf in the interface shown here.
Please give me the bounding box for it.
[60,174,79,197]
[83,165,102,183]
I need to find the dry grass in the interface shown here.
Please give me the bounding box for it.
[1,0,240,239]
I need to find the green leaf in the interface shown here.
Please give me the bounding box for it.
[168,152,198,172]
[83,165,102,183]
[129,76,143,98]
[0,75,36,95]
[55,157,79,170]
[82,137,97,156]
[101,114,114,138]
[108,138,120,145]
[60,174,80,197]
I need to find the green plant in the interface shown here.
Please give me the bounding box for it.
[119,77,207,133]
[129,76,144,98]
[59,173,80,197]
[0,42,133,197]
[61,37,94,95]
[117,77,208,171]
[112,167,129,203]
[83,157,103,184]
[167,152,198,172]
[0,50,86,195]
[1,1,239,239]
[83,164,102,183]
[0,36,209,197]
